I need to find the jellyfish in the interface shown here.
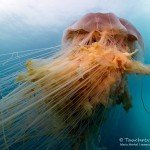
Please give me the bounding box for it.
[0,12,150,149]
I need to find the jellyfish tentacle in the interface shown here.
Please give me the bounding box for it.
[127,61,150,75]
[115,78,132,111]
[24,66,100,133]
[123,49,138,58]
[99,31,108,45]
[0,48,61,77]
[0,57,101,137]
[79,31,94,45]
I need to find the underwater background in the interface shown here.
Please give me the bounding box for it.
[0,0,150,149]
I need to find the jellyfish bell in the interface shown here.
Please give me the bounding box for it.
[62,12,143,53]
[0,12,150,149]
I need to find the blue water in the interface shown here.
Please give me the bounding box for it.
[0,1,150,149]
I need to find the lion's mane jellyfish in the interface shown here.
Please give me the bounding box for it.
[0,13,150,149]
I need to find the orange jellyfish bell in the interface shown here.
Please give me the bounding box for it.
[62,13,143,50]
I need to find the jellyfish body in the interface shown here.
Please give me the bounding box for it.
[62,13,143,49]
[0,13,150,149]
